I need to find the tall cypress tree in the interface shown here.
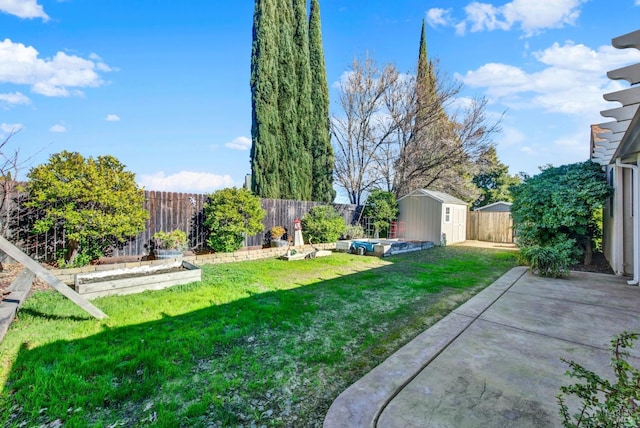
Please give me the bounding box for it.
[292,0,313,200]
[250,0,281,198]
[309,0,336,202]
[416,19,437,121]
[276,0,303,200]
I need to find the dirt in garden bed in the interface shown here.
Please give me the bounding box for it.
[77,266,189,285]
[569,252,614,275]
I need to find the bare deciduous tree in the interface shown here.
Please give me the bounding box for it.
[0,128,22,239]
[332,54,502,204]
[332,56,399,205]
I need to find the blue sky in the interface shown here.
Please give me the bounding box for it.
[2,0,640,200]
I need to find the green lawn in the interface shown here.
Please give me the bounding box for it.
[0,246,519,427]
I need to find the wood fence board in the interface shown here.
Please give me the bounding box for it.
[466,211,513,243]
[2,190,360,259]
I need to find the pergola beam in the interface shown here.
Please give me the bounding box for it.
[612,29,640,50]
[607,63,640,85]
[601,104,639,121]
[604,86,640,106]
[596,120,631,134]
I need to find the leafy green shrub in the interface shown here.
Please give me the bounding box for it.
[520,239,580,278]
[203,188,266,253]
[301,205,346,244]
[511,161,611,267]
[153,229,188,250]
[343,224,365,239]
[558,331,640,427]
[25,151,148,265]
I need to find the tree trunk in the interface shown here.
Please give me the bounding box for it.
[66,239,80,265]
[583,240,592,266]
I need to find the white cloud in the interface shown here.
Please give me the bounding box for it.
[49,123,66,133]
[426,8,453,27]
[0,0,49,21]
[554,133,583,147]
[459,41,640,116]
[497,126,525,147]
[464,2,509,33]
[0,38,112,97]
[225,136,252,151]
[138,171,234,193]
[0,122,22,134]
[446,96,475,113]
[521,146,536,155]
[445,0,585,37]
[0,91,30,107]
[106,114,120,122]
[332,70,353,89]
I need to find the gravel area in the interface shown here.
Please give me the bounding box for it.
[0,262,50,296]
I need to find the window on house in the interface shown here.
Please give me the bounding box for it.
[445,207,451,223]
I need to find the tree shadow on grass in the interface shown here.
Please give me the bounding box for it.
[16,307,92,322]
[1,247,519,426]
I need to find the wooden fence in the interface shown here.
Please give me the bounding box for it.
[466,211,513,243]
[1,190,360,260]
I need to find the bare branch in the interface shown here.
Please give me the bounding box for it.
[0,128,22,238]
[332,53,503,205]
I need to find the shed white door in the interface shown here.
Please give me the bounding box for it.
[452,207,466,243]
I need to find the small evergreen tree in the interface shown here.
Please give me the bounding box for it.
[203,187,266,253]
[472,147,520,209]
[309,0,335,202]
[362,190,399,238]
[25,151,148,266]
[301,205,345,244]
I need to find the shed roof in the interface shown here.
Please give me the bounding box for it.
[474,201,512,211]
[398,189,467,205]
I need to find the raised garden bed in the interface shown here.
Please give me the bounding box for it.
[336,239,434,257]
[74,260,201,299]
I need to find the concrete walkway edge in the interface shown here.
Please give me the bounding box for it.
[324,266,529,428]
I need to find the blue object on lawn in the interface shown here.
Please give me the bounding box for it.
[350,241,378,253]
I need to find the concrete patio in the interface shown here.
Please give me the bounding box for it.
[324,266,640,427]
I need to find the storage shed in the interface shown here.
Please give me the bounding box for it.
[474,201,512,212]
[398,189,468,244]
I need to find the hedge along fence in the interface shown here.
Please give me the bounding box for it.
[1,190,360,261]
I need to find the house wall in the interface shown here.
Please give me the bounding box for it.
[604,164,636,277]
[603,165,616,271]
[398,195,442,242]
[622,167,634,276]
